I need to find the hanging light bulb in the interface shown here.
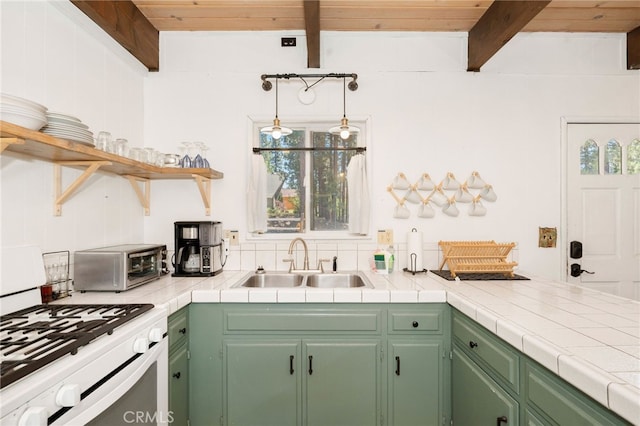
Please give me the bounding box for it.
[330,77,359,140]
[261,77,292,140]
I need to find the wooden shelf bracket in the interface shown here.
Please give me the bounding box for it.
[54,160,112,216]
[126,175,151,216]
[193,174,211,216]
[1,137,25,153]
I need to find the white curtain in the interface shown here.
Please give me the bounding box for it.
[347,153,370,235]
[247,155,268,233]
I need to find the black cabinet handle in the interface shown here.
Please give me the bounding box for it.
[469,341,478,349]
[412,321,419,328]
[289,355,294,375]
[179,327,187,334]
[172,372,181,379]
[395,356,400,376]
[497,416,508,426]
[308,355,313,375]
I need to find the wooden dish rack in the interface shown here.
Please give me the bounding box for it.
[438,240,517,277]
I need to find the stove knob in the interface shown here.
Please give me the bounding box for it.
[18,407,47,426]
[148,327,164,343]
[56,383,81,407]
[133,337,149,353]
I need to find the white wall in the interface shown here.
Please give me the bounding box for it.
[0,0,147,254]
[1,1,638,282]
[142,30,639,279]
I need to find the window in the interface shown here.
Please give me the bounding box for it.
[628,139,640,175]
[604,139,622,175]
[580,139,599,175]
[256,121,364,234]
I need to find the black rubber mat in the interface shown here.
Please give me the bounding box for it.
[429,270,530,281]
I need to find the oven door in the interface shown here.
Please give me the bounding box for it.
[127,249,162,288]
[53,339,168,425]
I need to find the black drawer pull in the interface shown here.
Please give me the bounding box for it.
[497,416,508,426]
[178,327,187,334]
[289,355,294,375]
[172,372,181,379]
[395,356,400,376]
[469,341,478,349]
[412,321,419,328]
[308,355,313,375]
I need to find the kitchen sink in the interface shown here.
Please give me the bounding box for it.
[306,273,372,288]
[235,273,304,288]
[233,272,373,288]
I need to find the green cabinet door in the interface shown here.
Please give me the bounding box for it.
[452,346,519,426]
[304,340,380,426]
[389,340,444,426]
[169,343,189,426]
[224,340,301,426]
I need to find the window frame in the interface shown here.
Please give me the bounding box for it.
[247,115,372,241]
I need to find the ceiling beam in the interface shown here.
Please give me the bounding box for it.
[467,0,550,72]
[303,0,321,68]
[71,0,159,71]
[628,26,640,70]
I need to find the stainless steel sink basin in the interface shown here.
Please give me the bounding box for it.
[235,273,304,288]
[305,273,372,288]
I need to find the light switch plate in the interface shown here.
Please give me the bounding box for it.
[224,230,240,246]
[377,229,393,245]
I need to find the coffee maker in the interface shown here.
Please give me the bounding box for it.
[173,221,226,277]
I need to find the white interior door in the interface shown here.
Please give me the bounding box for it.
[567,122,640,300]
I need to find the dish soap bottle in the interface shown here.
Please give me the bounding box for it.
[386,245,395,273]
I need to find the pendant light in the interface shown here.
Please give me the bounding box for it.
[330,77,359,140]
[261,77,292,140]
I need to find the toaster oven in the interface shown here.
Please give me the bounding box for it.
[74,244,167,292]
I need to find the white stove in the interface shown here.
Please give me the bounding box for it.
[0,246,169,426]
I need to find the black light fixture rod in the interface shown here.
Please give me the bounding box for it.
[253,146,365,154]
[261,73,358,91]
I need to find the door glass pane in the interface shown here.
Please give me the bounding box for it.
[260,131,306,233]
[628,139,640,175]
[604,139,622,175]
[580,139,599,175]
[310,132,356,231]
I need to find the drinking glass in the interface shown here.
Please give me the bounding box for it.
[95,131,111,151]
[115,138,129,157]
[180,142,192,168]
[192,141,205,168]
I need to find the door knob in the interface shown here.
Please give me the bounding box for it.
[570,263,594,277]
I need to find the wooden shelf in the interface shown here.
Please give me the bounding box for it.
[1,121,223,215]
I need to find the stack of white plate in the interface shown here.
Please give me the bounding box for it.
[41,112,94,146]
[0,93,48,130]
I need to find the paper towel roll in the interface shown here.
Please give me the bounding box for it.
[406,228,423,272]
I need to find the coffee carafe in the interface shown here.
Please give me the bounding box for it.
[177,242,200,273]
[173,221,226,277]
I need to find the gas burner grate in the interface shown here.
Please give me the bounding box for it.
[0,304,154,389]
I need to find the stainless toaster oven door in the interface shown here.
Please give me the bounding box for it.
[127,249,161,287]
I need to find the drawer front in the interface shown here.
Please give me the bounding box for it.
[388,311,442,334]
[168,308,188,348]
[453,313,519,391]
[225,309,381,333]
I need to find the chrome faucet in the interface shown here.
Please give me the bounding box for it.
[287,237,310,271]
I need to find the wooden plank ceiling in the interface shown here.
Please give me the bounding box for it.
[72,0,640,71]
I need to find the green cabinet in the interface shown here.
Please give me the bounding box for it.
[225,340,300,426]
[451,309,630,426]
[168,307,189,426]
[189,303,450,426]
[452,346,519,426]
[304,340,380,426]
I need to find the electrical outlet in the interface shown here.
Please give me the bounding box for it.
[377,229,393,245]
[281,37,296,47]
[224,230,240,246]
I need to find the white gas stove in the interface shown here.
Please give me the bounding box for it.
[0,246,168,425]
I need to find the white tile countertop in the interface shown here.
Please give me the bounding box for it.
[59,269,639,424]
